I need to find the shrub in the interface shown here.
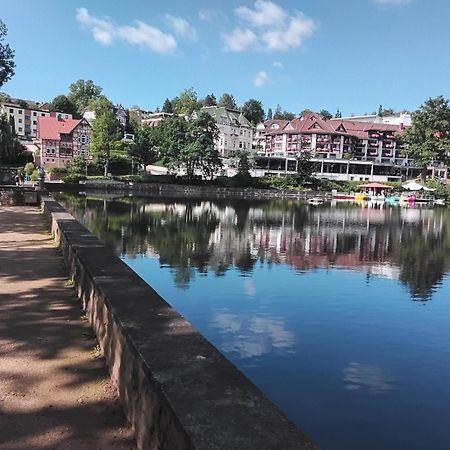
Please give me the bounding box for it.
[62,174,87,184]
[24,162,35,176]
[30,170,39,181]
[47,166,68,175]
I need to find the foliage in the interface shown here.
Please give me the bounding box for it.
[30,170,39,181]
[24,162,35,176]
[108,156,131,175]
[233,150,253,186]
[87,95,113,115]
[128,125,157,173]
[299,109,313,116]
[218,93,237,110]
[48,95,77,116]
[241,99,265,125]
[162,98,173,113]
[376,105,395,117]
[266,108,273,120]
[46,166,68,175]
[0,20,15,88]
[335,108,342,118]
[202,94,217,107]
[296,151,314,183]
[157,113,222,180]
[0,113,25,164]
[258,176,300,190]
[403,96,450,177]
[62,173,87,184]
[67,155,87,174]
[68,79,102,115]
[172,88,201,115]
[90,108,122,176]
[319,109,333,120]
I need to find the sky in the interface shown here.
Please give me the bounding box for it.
[2,0,450,116]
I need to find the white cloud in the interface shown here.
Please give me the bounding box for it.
[373,0,412,4]
[253,70,268,87]
[76,7,177,54]
[223,1,316,52]
[165,14,198,41]
[273,61,284,69]
[223,28,258,52]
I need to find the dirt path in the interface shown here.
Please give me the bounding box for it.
[0,206,135,450]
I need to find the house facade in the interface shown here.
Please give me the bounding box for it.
[34,116,91,168]
[198,106,254,158]
[255,112,447,182]
[0,101,72,142]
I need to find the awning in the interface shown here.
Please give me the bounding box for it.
[402,181,435,191]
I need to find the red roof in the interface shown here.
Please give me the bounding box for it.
[38,116,85,141]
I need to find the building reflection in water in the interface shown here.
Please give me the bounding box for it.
[58,194,450,301]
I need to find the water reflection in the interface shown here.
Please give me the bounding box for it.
[213,311,296,359]
[342,362,395,394]
[58,193,450,301]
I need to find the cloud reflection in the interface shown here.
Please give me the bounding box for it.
[342,362,395,394]
[213,312,295,359]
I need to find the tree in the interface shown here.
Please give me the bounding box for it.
[0,113,25,164]
[157,113,222,180]
[299,109,313,116]
[162,98,173,113]
[68,79,102,116]
[335,108,342,118]
[90,109,122,176]
[403,96,450,180]
[0,20,15,88]
[173,88,201,115]
[319,109,333,120]
[67,155,87,175]
[202,94,217,107]
[49,95,77,116]
[266,108,273,120]
[296,151,314,183]
[129,125,157,173]
[218,93,237,110]
[273,105,295,120]
[241,99,265,126]
[87,95,113,116]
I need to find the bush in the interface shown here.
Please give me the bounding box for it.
[62,174,87,184]
[47,166,68,175]
[24,162,35,176]
[30,170,39,181]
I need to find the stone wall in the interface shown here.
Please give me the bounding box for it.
[42,197,320,450]
[0,187,40,206]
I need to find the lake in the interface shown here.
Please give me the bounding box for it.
[58,192,450,450]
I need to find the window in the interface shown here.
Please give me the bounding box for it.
[25,115,30,120]
[33,120,37,125]
[18,110,23,114]
[41,113,45,116]
[18,127,22,132]
[9,108,13,113]
[18,118,23,123]
[79,135,88,144]
[33,112,37,116]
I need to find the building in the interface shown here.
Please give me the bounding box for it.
[336,112,412,127]
[83,104,127,128]
[34,116,91,168]
[0,101,73,142]
[196,106,254,158]
[255,119,289,153]
[255,112,446,182]
[141,112,173,127]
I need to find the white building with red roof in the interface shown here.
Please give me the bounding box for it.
[34,116,91,168]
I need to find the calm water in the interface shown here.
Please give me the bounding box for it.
[58,193,450,450]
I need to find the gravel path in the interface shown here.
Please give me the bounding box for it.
[0,206,135,450]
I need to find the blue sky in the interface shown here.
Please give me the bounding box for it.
[2,0,450,116]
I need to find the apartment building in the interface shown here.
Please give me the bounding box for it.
[197,106,254,158]
[34,116,91,168]
[255,112,446,182]
[83,104,127,128]
[0,101,73,142]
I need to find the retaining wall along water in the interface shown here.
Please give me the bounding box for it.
[42,197,319,450]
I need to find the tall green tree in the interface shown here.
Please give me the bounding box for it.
[266,108,273,120]
[202,94,217,107]
[241,99,264,126]
[296,151,314,183]
[335,108,342,118]
[0,20,15,88]
[173,88,201,115]
[129,125,157,173]
[90,109,122,176]
[0,113,24,164]
[162,98,173,113]
[157,113,222,180]
[218,93,237,110]
[403,96,450,179]
[319,109,333,120]
[68,79,102,116]
[48,95,77,116]
[87,95,113,116]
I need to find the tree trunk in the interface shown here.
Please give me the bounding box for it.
[104,159,109,177]
[421,167,427,182]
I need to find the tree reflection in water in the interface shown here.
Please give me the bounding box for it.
[58,193,450,300]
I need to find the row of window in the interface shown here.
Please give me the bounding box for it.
[7,108,70,119]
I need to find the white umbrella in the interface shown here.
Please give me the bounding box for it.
[402,180,435,192]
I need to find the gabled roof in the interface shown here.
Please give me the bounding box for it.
[200,106,253,128]
[38,117,88,141]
